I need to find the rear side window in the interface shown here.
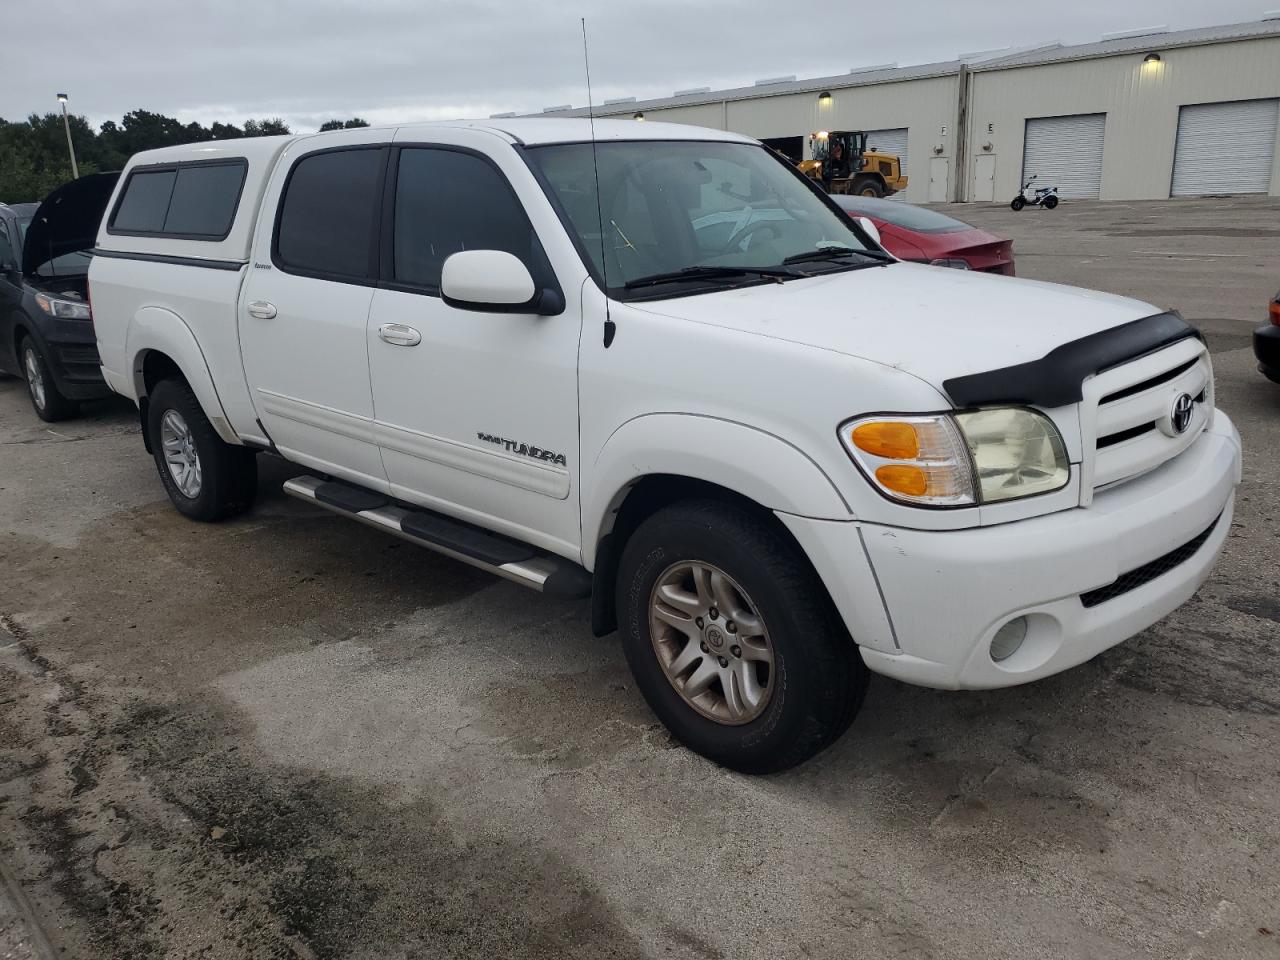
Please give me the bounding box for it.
[275,148,384,280]
[392,147,545,291]
[109,161,246,239]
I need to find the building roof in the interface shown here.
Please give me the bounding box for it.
[974,16,1280,70]
[527,17,1280,118]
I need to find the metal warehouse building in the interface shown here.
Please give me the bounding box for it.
[525,18,1280,203]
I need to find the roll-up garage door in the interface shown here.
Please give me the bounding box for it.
[864,128,908,167]
[1171,99,1279,196]
[1022,114,1106,199]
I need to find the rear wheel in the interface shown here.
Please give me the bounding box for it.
[1043,195,1059,210]
[852,176,885,198]
[617,499,868,773]
[147,377,257,521]
[21,337,78,422]
[1010,196,1026,211]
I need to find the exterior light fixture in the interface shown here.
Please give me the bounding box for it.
[1143,52,1161,62]
[818,90,832,102]
[55,92,79,178]
[633,111,645,121]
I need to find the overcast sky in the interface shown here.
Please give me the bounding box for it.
[5,0,1272,131]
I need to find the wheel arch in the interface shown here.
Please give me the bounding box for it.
[126,307,238,445]
[583,414,854,636]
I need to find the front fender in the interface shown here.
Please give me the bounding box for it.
[583,413,851,566]
[126,306,238,444]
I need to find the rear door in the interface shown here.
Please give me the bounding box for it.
[239,130,391,491]
[365,129,582,559]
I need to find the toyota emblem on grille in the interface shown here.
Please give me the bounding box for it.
[1170,393,1195,435]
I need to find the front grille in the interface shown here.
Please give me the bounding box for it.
[1080,514,1220,608]
[1087,341,1211,492]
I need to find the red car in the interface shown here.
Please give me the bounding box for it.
[833,195,1015,275]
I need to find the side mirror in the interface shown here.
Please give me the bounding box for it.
[857,217,882,247]
[441,250,562,315]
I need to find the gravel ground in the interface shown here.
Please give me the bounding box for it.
[1,195,1278,959]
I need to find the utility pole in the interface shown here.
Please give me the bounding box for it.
[56,93,79,179]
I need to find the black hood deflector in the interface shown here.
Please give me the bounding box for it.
[22,171,120,276]
[943,311,1202,409]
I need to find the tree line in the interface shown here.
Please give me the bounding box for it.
[0,110,369,203]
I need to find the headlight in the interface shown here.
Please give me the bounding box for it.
[928,258,971,270]
[35,292,92,320]
[841,408,1069,507]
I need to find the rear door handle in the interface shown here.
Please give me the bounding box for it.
[247,300,277,319]
[378,323,422,347]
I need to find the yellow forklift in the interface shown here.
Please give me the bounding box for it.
[797,130,907,197]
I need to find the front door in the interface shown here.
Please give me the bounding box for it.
[239,130,390,491]
[973,153,997,202]
[366,132,582,559]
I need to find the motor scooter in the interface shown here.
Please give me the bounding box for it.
[1011,175,1059,211]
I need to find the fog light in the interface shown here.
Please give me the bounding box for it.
[990,617,1028,662]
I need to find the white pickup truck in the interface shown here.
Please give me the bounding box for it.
[89,120,1241,772]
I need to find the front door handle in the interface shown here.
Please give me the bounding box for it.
[247,300,277,319]
[378,323,422,347]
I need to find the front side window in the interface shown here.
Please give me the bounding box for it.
[275,148,384,280]
[527,140,884,299]
[110,161,246,238]
[392,147,545,291]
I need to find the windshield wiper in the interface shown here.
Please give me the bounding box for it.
[624,264,805,290]
[782,247,893,267]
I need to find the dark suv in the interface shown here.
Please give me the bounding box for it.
[0,172,119,420]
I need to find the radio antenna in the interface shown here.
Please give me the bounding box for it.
[582,18,615,347]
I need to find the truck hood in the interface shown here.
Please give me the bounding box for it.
[630,262,1159,397]
[22,172,120,277]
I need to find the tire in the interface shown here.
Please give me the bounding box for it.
[1043,195,1059,210]
[852,176,885,198]
[21,337,78,422]
[617,499,868,774]
[146,377,257,522]
[1010,196,1026,211]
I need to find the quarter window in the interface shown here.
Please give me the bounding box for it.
[276,148,383,280]
[392,148,544,290]
[110,161,246,238]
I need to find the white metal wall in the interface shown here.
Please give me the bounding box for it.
[967,35,1280,200]
[1021,114,1107,198]
[1171,99,1280,195]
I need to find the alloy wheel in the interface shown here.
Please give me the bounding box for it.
[23,346,45,411]
[160,409,203,498]
[648,560,775,725]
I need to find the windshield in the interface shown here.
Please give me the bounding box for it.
[527,140,880,299]
[834,196,970,234]
[17,216,32,242]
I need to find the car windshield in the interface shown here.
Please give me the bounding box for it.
[17,216,32,242]
[527,140,882,299]
[834,196,970,234]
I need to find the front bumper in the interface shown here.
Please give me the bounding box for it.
[784,411,1241,690]
[1255,321,1280,383]
[28,318,111,400]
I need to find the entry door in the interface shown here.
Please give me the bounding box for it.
[928,157,949,203]
[973,153,997,202]
[366,133,582,558]
[239,130,391,491]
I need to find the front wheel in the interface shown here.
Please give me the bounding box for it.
[21,337,78,422]
[1043,195,1059,210]
[617,499,868,774]
[147,377,258,522]
[1010,196,1026,211]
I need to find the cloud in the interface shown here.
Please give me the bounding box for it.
[3,0,1267,132]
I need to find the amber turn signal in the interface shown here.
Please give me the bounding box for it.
[851,421,919,460]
